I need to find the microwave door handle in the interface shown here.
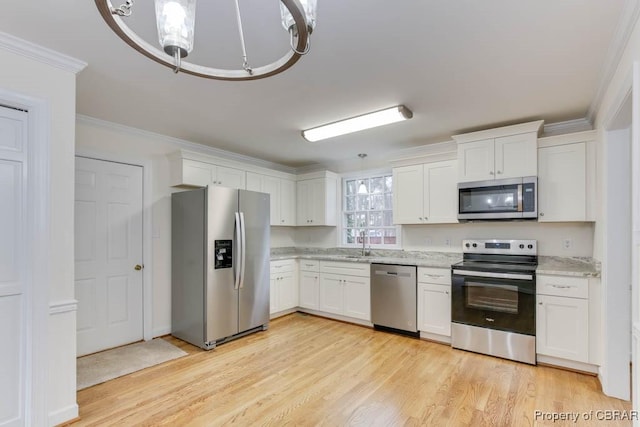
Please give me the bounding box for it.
[517,184,523,212]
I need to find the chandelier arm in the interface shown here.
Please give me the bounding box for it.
[233,0,253,74]
[289,27,311,55]
[94,0,309,80]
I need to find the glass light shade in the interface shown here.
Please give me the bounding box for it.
[155,0,197,57]
[280,0,317,33]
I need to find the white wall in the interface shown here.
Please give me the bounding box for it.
[0,47,81,424]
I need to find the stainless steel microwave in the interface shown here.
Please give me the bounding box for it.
[458,176,537,220]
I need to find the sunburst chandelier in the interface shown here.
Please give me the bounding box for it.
[95,0,317,80]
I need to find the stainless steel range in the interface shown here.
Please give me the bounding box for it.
[451,239,537,365]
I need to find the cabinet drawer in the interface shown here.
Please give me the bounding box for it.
[299,259,320,272]
[537,275,588,299]
[270,259,296,274]
[418,267,451,285]
[320,261,370,277]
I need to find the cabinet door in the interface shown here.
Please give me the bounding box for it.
[296,180,309,226]
[457,139,495,182]
[423,160,458,223]
[343,276,370,321]
[216,165,246,189]
[183,160,214,187]
[278,271,297,310]
[537,294,589,362]
[538,142,586,222]
[319,274,343,315]
[299,271,320,310]
[308,178,325,225]
[262,175,280,226]
[495,133,537,179]
[392,164,424,224]
[417,283,451,336]
[269,275,278,314]
[280,179,296,226]
[245,172,262,192]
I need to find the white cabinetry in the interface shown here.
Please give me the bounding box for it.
[537,131,595,222]
[536,274,599,368]
[296,171,338,226]
[173,158,246,189]
[417,267,451,341]
[393,160,458,224]
[318,261,370,321]
[270,259,298,318]
[247,173,296,226]
[453,120,543,183]
[299,260,320,310]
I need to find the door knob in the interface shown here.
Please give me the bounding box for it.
[134,264,143,271]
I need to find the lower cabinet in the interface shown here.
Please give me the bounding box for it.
[417,283,451,336]
[417,267,452,340]
[316,261,371,322]
[299,260,320,310]
[536,274,597,366]
[270,260,298,317]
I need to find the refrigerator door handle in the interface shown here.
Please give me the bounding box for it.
[234,212,242,290]
[239,212,247,288]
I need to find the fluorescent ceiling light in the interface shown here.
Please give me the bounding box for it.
[302,105,413,142]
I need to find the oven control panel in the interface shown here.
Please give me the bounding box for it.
[462,239,537,256]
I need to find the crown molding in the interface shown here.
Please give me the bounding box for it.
[542,118,593,137]
[451,120,544,144]
[587,0,640,123]
[0,31,87,74]
[76,114,298,174]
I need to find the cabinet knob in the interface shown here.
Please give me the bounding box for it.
[538,302,543,305]
[418,217,423,220]
[424,217,428,220]
[489,171,494,175]
[496,171,502,175]
[281,220,285,223]
[539,212,544,217]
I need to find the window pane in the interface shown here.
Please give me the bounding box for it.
[384,194,393,210]
[345,213,355,227]
[384,229,396,245]
[370,211,383,227]
[356,229,366,244]
[345,228,356,244]
[369,229,383,245]
[345,196,356,211]
[371,177,384,194]
[355,212,367,227]
[385,176,393,192]
[370,195,384,210]
[357,179,368,194]
[346,180,357,196]
[357,195,370,210]
[383,211,394,226]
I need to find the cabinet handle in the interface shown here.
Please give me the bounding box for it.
[539,212,544,217]
[550,284,571,289]
[426,274,443,278]
[445,291,449,295]
[418,217,423,220]
[281,220,285,223]
[497,171,502,175]
[424,217,428,220]
[539,302,543,305]
[489,171,494,175]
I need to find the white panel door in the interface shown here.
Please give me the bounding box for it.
[495,133,537,179]
[75,157,144,356]
[424,160,458,223]
[215,165,246,189]
[0,106,27,426]
[299,271,319,310]
[417,283,451,336]
[263,175,280,226]
[319,274,343,315]
[536,294,589,362]
[343,276,370,321]
[392,164,424,224]
[280,179,296,226]
[457,139,494,182]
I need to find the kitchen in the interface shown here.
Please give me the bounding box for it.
[0,0,639,425]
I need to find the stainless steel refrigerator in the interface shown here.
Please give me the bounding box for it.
[171,186,270,350]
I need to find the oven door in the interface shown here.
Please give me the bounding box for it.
[451,269,535,336]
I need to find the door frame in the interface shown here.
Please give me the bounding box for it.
[74,150,154,342]
[0,88,50,425]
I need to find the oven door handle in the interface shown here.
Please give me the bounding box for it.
[452,269,533,281]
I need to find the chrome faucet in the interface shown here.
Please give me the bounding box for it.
[361,231,371,256]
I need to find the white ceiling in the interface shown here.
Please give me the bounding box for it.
[0,0,626,168]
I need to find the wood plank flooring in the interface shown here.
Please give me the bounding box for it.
[74,313,632,426]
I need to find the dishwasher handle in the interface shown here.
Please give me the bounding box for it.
[374,270,412,278]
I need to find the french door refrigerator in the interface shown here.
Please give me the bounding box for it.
[171,186,270,350]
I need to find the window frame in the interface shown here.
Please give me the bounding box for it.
[339,169,401,250]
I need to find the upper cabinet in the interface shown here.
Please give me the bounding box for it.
[296,171,338,226]
[537,131,596,222]
[170,156,246,189]
[247,172,296,226]
[393,160,458,224]
[453,120,543,183]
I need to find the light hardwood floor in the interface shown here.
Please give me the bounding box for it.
[74,313,632,426]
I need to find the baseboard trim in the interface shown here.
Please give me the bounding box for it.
[49,403,79,427]
[419,331,451,344]
[536,354,599,374]
[296,308,373,328]
[152,326,171,338]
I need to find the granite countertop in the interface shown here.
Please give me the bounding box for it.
[271,247,601,277]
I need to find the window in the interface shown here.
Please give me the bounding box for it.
[342,173,398,247]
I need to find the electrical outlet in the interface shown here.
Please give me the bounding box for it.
[444,238,451,247]
[563,239,572,249]
[425,238,433,246]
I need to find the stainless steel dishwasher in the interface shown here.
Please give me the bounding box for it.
[371,263,418,337]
